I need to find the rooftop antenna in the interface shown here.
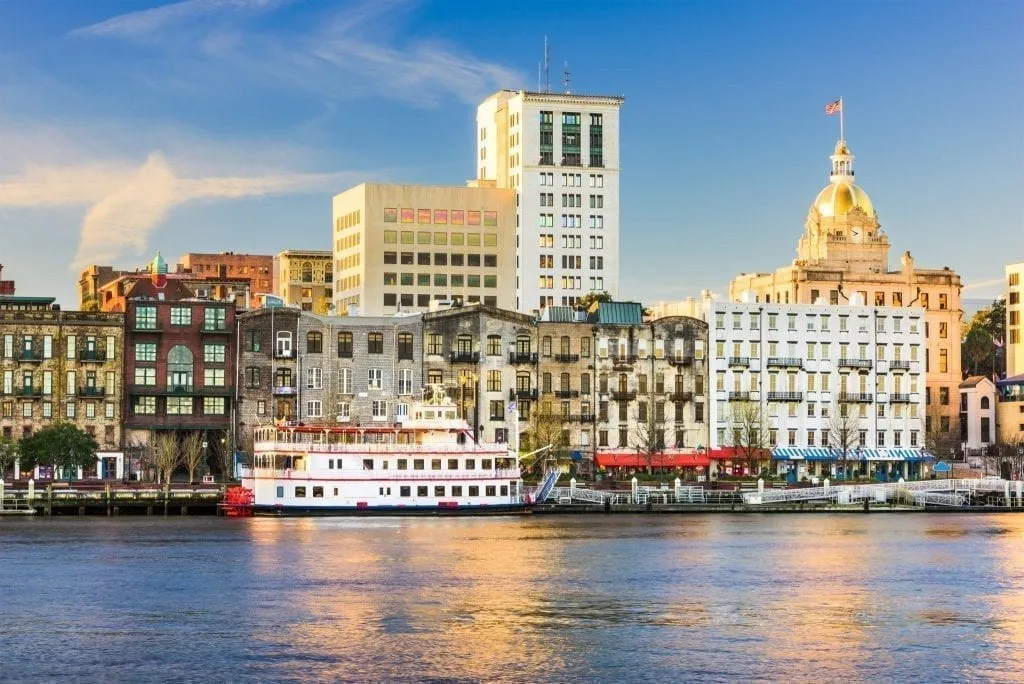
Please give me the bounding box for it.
[563,61,571,94]
[544,37,552,92]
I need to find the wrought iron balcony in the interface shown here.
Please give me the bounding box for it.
[670,391,693,402]
[201,325,230,334]
[889,393,912,403]
[450,351,480,364]
[766,357,803,368]
[889,360,912,370]
[610,390,636,401]
[728,356,750,367]
[554,353,579,363]
[273,384,297,396]
[79,350,106,363]
[554,389,580,399]
[80,386,106,397]
[509,388,537,401]
[569,414,596,423]
[19,350,43,363]
[610,355,639,368]
[508,352,537,364]
[838,358,873,369]
[728,391,751,401]
[839,392,874,403]
[274,349,294,359]
[15,386,42,397]
[668,355,694,366]
[766,391,803,402]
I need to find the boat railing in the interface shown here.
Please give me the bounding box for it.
[254,441,506,454]
[246,467,523,480]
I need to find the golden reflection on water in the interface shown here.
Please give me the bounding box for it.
[981,515,1024,680]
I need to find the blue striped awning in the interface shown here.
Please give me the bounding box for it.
[772,447,935,462]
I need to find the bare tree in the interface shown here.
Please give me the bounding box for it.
[986,435,1024,479]
[215,430,236,482]
[0,438,18,479]
[631,401,666,474]
[152,433,181,485]
[828,398,861,479]
[181,431,206,484]
[522,401,569,475]
[925,405,961,464]
[729,400,766,477]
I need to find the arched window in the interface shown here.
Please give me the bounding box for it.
[276,331,292,357]
[396,333,414,360]
[301,262,313,283]
[167,345,194,391]
[618,373,628,393]
[981,396,990,410]
[337,331,353,358]
[307,331,323,354]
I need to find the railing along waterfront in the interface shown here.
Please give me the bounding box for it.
[244,466,522,480]
[254,441,507,453]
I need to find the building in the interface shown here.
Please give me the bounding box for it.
[708,299,930,481]
[729,138,963,439]
[590,303,710,476]
[123,263,237,475]
[273,250,334,313]
[997,262,1024,444]
[477,89,624,312]
[959,376,996,460]
[0,265,14,296]
[236,306,301,449]
[332,183,517,316]
[422,304,536,447]
[81,253,256,312]
[178,252,273,304]
[1,294,125,479]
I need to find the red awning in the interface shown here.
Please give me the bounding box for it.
[595,452,711,468]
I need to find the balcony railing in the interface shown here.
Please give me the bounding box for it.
[509,388,537,401]
[201,325,229,334]
[728,356,750,367]
[19,350,43,363]
[508,352,537,364]
[839,392,874,403]
[669,391,693,402]
[889,393,912,403]
[569,414,595,423]
[610,390,637,401]
[79,350,106,363]
[668,355,694,366]
[80,386,106,397]
[553,353,579,363]
[610,355,639,368]
[450,351,480,364]
[274,349,294,359]
[890,360,912,370]
[554,389,579,399]
[15,386,41,397]
[273,384,298,396]
[766,391,803,402]
[838,358,873,369]
[766,357,803,368]
[728,391,750,401]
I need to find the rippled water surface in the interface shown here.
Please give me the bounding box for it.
[2,514,1024,682]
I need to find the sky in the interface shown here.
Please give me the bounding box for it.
[0,0,1021,309]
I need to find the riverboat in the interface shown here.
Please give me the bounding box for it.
[239,387,557,515]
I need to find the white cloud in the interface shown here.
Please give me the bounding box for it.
[72,0,295,38]
[962,277,1005,293]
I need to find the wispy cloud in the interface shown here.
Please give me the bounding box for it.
[0,152,367,269]
[71,0,295,38]
[962,277,1005,293]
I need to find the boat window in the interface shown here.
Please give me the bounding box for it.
[413,459,424,470]
[328,459,334,469]
[434,486,445,497]
[400,486,411,497]
[313,487,324,498]
[500,485,509,496]
[431,459,442,470]
[452,486,463,496]
[486,486,496,496]
[468,486,479,497]
[447,459,458,470]
[333,488,339,496]
[465,459,476,470]
[295,486,306,498]
[446,410,456,419]
[381,461,389,470]
[276,486,284,498]
[397,459,408,470]
[362,459,374,470]
[417,486,428,497]
[482,459,493,470]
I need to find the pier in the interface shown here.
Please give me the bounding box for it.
[0,481,224,516]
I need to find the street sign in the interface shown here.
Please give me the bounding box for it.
[934,461,952,474]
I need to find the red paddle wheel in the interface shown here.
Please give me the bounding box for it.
[221,486,255,517]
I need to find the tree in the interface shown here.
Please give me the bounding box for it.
[962,326,995,378]
[0,438,18,478]
[521,401,570,475]
[728,400,766,477]
[152,433,181,485]
[631,402,666,474]
[828,399,861,479]
[18,423,99,480]
[962,298,1006,378]
[577,291,612,311]
[181,431,206,484]
[214,430,236,481]
[985,435,1024,479]
[925,405,962,463]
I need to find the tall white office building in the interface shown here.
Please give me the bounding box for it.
[476,89,624,314]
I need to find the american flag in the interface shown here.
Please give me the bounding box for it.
[825,99,842,115]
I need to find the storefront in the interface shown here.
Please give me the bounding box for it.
[594,451,711,479]
[771,447,933,482]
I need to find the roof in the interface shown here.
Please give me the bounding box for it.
[0,295,56,305]
[540,306,578,323]
[595,452,710,469]
[593,301,644,325]
[959,376,994,389]
[997,374,1024,388]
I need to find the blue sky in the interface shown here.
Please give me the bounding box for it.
[0,0,1021,308]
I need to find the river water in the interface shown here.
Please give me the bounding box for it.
[2,513,1023,683]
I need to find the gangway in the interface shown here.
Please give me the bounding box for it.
[546,486,609,504]
[530,470,561,505]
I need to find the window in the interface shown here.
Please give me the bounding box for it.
[337,332,353,358]
[167,397,193,415]
[368,332,384,354]
[487,370,502,393]
[166,345,194,391]
[397,333,414,360]
[134,368,156,388]
[132,396,156,415]
[203,307,226,331]
[398,369,413,395]
[372,400,387,419]
[368,368,383,390]
[203,397,226,415]
[276,332,292,357]
[170,307,191,326]
[203,343,226,364]
[204,368,225,387]
[245,329,261,352]
[306,400,323,418]
[307,331,323,353]
[306,367,323,389]
[135,305,156,330]
[338,368,353,394]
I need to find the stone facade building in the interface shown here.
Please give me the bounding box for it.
[0,294,125,479]
[236,307,301,448]
[536,309,597,465]
[274,250,334,313]
[423,305,536,446]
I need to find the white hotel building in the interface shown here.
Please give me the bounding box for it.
[708,298,931,480]
[476,89,623,313]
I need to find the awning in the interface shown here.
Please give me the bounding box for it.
[772,447,934,462]
[595,451,711,468]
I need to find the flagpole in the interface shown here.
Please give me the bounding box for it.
[839,96,845,141]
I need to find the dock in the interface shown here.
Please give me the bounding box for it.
[0,483,224,516]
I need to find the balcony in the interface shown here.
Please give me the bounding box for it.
[450,351,480,364]
[668,355,694,366]
[569,414,595,423]
[766,357,803,368]
[273,384,298,396]
[611,355,639,369]
[728,356,750,367]
[838,358,873,370]
[728,391,750,401]
[132,324,160,333]
[554,389,580,399]
[889,393,912,403]
[610,390,636,401]
[669,391,693,402]
[839,392,874,403]
[79,350,106,363]
[509,388,538,401]
[488,415,505,422]
[274,349,294,359]
[201,325,230,335]
[766,391,803,402]
[15,386,42,398]
[80,386,106,397]
[19,350,43,363]
[554,353,579,363]
[890,360,912,370]
[508,352,537,364]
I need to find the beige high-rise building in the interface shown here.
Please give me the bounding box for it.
[997,262,1024,443]
[331,183,516,316]
[730,138,963,435]
[274,250,333,313]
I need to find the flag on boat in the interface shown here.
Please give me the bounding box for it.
[507,400,517,413]
[825,99,842,115]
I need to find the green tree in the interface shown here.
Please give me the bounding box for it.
[0,438,19,478]
[577,291,612,311]
[19,423,99,480]
[962,298,1006,378]
[962,325,994,377]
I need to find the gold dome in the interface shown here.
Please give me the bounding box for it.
[813,181,874,218]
